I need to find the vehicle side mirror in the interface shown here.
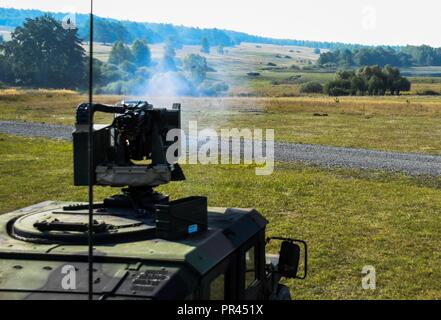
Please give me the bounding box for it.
[278,241,300,278]
[267,237,308,279]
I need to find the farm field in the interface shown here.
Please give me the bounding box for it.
[2,89,441,154]
[1,133,441,299]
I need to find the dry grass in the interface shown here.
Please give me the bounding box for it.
[2,89,441,154]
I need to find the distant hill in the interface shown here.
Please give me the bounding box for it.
[0,7,367,50]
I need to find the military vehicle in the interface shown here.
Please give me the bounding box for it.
[0,101,307,300]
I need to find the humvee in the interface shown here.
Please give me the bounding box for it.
[0,101,306,300]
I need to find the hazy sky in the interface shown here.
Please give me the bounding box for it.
[2,0,440,47]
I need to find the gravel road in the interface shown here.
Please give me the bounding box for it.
[0,120,74,141]
[2,120,441,176]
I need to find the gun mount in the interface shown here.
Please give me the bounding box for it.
[71,101,185,211]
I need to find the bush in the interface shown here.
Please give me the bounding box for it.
[120,60,137,75]
[290,65,301,70]
[324,66,411,96]
[101,69,123,83]
[324,79,351,96]
[300,81,323,94]
[199,81,229,96]
[101,81,127,95]
[135,67,150,79]
[109,41,134,66]
[183,54,208,83]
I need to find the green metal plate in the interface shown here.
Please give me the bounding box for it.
[10,208,156,244]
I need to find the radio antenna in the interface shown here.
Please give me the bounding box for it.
[88,0,95,301]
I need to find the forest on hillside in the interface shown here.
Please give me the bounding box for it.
[0,7,366,49]
[318,46,441,68]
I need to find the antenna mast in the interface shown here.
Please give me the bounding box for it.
[88,0,94,301]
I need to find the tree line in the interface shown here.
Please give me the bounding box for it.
[99,37,220,95]
[0,15,227,96]
[0,7,376,50]
[5,8,441,60]
[318,46,441,68]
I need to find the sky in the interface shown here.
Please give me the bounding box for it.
[1,0,441,47]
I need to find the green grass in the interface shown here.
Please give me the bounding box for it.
[0,89,120,125]
[1,133,441,299]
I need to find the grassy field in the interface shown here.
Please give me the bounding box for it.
[87,41,324,96]
[1,133,441,299]
[1,55,441,300]
[2,89,441,154]
[3,22,441,301]
[86,42,441,97]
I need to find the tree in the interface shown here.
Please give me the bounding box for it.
[161,52,177,71]
[132,39,151,67]
[109,41,133,65]
[89,19,132,44]
[324,79,351,96]
[120,60,137,75]
[318,46,419,68]
[90,58,104,86]
[368,75,385,95]
[2,15,85,88]
[164,40,176,58]
[183,54,208,83]
[402,45,439,66]
[299,81,323,94]
[165,36,182,50]
[0,54,13,84]
[217,45,224,55]
[396,77,411,95]
[0,35,3,44]
[99,63,122,84]
[383,65,401,94]
[201,37,210,54]
[350,75,366,95]
[324,65,409,96]
[336,70,355,80]
[314,48,321,55]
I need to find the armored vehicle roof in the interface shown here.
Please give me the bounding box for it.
[0,201,268,299]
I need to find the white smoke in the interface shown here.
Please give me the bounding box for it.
[143,72,196,97]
